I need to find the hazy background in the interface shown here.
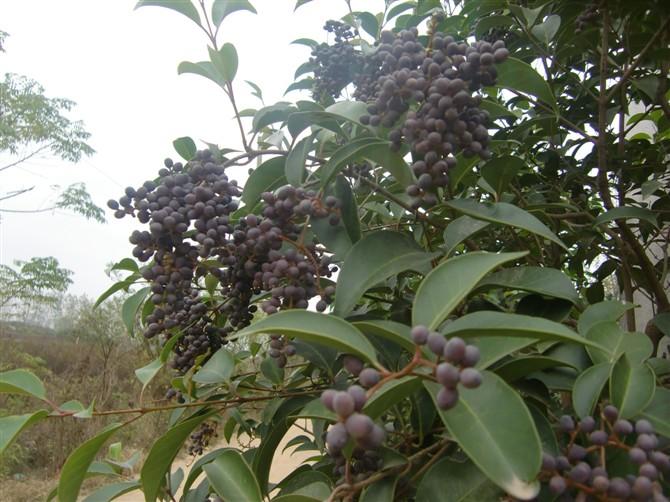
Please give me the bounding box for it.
[0,0,367,296]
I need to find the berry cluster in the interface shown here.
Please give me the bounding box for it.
[411,326,482,410]
[321,386,385,460]
[268,334,296,368]
[576,3,600,33]
[356,28,508,207]
[187,421,218,456]
[542,405,669,501]
[310,21,362,101]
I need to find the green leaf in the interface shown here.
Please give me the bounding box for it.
[594,207,658,228]
[360,477,397,501]
[241,156,287,207]
[233,310,379,365]
[495,57,555,108]
[442,216,490,255]
[81,481,141,502]
[426,372,541,500]
[209,43,238,83]
[334,176,361,244]
[363,376,422,419]
[413,251,527,329]
[173,136,197,161]
[204,449,263,502]
[476,266,579,304]
[481,156,525,197]
[475,15,515,38]
[287,111,345,138]
[177,61,226,89]
[285,133,316,186]
[334,231,438,316]
[273,496,322,502]
[416,458,500,502]
[386,1,416,21]
[441,312,604,349]
[530,14,561,44]
[141,411,215,502]
[471,337,537,370]
[294,0,314,10]
[446,200,567,249]
[0,410,49,455]
[0,369,47,400]
[111,258,139,273]
[578,301,632,336]
[193,348,235,384]
[135,0,201,27]
[495,356,574,382]
[212,0,256,27]
[652,312,670,337]
[253,103,296,132]
[58,423,125,502]
[637,387,670,438]
[353,320,415,354]
[121,287,149,335]
[572,362,612,419]
[585,322,653,365]
[94,277,137,308]
[292,398,336,422]
[260,357,284,385]
[353,11,380,38]
[610,355,655,419]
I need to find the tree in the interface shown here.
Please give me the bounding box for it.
[0,31,104,222]
[2,1,669,501]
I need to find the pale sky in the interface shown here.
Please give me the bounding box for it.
[0,0,377,297]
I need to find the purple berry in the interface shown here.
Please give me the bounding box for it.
[436,387,459,410]
[549,475,566,494]
[347,385,367,411]
[608,477,631,498]
[603,404,619,422]
[635,419,654,435]
[589,430,609,446]
[462,345,480,367]
[592,475,610,492]
[613,419,633,435]
[360,424,385,449]
[345,413,374,439]
[556,455,570,470]
[541,453,556,471]
[359,368,381,388]
[320,389,337,411]
[427,332,446,355]
[629,447,648,465]
[443,337,466,363]
[636,433,658,451]
[343,355,364,376]
[326,423,349,454]
[459,368,482,389]
[578,416,596,433]
[631,476,653,499]
[435,362,460,387]
[568,462,591,483]
[567,444,587,461]
[411,325,429,345]
[558,415,575,432]
[332,391,355,418]
[649,451,670,471]
[639,463,658,480]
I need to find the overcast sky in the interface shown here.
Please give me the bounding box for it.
[0,0,379,297]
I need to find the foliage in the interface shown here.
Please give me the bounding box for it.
[4,1,670,501]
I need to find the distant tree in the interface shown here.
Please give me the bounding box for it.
[0,31,104,222]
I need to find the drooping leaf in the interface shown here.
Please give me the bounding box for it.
[260,357,285,385]
[443,216,490,255]
[173,136,197,161]
[495,357,574,382]
[285,132,317,186]
[212,0,257,27]
[416,458,500,502]
[208,43,239,83]
[353,320,415,354]
[426,372,541,500]
[610,355,655,419]
[135,0,201,27]
[177,61,226,89]
[81,481,141,502]
[594,207,658,228]
[413,251,527,329]
[193,348,235,384]
[360,477,397,501]
[334,175,361,244]
[121,287,150,335]
[446,200,566,249]
[530,14,561,44]
[58,423,125,502]
[253,103,296,132]
[94,277,138,308]
[233,310,379,365]
[471,337,537,370]
[476,266,579,304]
[481,156,525,197]
[572,362,612,419]
[495,57,555,107]
[334,231,438,316]
[204,449,263,502]
[0,410,49,455]
[0,369,47,400]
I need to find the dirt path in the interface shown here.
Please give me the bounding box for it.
[114,424,312,501]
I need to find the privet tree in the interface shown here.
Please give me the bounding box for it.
[2,1,669,501]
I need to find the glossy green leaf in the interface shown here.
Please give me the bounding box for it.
[0,410,48,455]
[572,362,611,419]
[193,348,235,384]
[135,0,201,27]
[495,57,555,107]
[610,355,655,419]
[652,312,670,337]
[111,258,138,273]
[121,286,149,335]
[360,477,397,501]
[594,206,658,228]
[172,136,197,161]
[260,357,284,385]
[353,320,415,354]
[334,231,438,316]
[212,0,256,26]
[528,404,559,456]
[471,337,537,370]
[577,301,632,336]
[273,496,322,502]
[476,266,579,304]
[426,372,541,500]
[286,111,345,138]
[292,398,336,422]
[94,277,137,308]
[135,333,180,392]
[481,156,525,197]
[441,312,604,349]
[58,423,124,502]
[208,43,238,83]
[241,156,286,207]
[177,61,226,89]
[204,449,262,502]
[446,200,566,249]
[285,133,316,186]
[233,310,379,365]
[294,0,314,10]
[253,103,296,132]
[0,369,46,400]
[530,14,561,44]
[585,322,653,365]
[81,481,141,502]
[495,357,573,382]
[443,216,490,255]
[637,387,670,438]
[475,15,515,37]
[416,458,500,502]
[413,251,526,329]
[141,411,215,502]
[363,376,422,419]
[334,175,361,244]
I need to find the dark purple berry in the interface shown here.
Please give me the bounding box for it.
[635,419,654,435]
[459,368,482,389]
[549,475,566,494]
[326,423,349,454]
[435,362,460,387]
[559,415,575,432]
[603,405,619,422]
[347,385,367,411]
[629,447,648,465]
[427,332,446,355]
[589,430,609,446]
[578,416,596,433]
[436,387,459,410]
[613,419,633,435]
[462,345,480,367]
[321,389,337,411]
[411,325,429,345]
[359,368,381,388]
[333,391,355,418]
[345,413,374,439]
[343,355,364,376]
[639,462,658,480]
[443,337,466,363]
